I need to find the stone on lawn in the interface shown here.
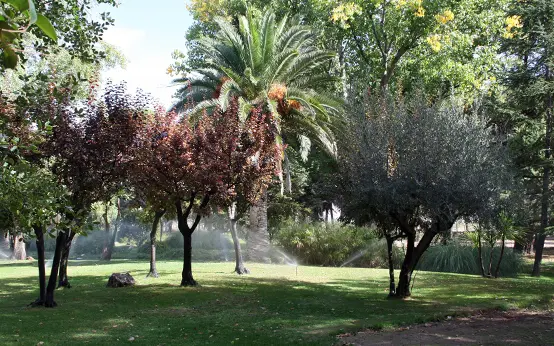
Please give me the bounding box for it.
[107,272,135,288]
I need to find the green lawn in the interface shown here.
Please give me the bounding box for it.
[0,260,553,345]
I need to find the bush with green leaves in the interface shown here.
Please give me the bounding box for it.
[416,242,523,277]
[274,220,402,267]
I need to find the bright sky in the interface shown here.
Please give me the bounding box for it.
[98,0,193,108]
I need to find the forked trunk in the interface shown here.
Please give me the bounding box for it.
[45,231,66,307]
[247,189,270,263]
[30,226,46,306]
[147,210,165,278]
[58,231,76,288]
[395,220,451,298]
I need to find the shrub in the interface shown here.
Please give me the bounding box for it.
[274,220,402,268]
[416,242,523,277]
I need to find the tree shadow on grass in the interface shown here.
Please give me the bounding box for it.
[1,264,553,345]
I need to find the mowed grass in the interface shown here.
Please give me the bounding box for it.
[0,260,553,346]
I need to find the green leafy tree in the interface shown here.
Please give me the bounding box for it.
[491,0,554,276]
[339,94,512,297]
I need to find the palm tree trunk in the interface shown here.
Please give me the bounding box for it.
[12,232,26,260]
[247,189,270,263]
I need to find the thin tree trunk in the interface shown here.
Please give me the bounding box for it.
[494,234,506,278]
[57,231,76,288]
[147,210,165,278]
[12,232,26,260]
[477,231,486,277]
[101,202,111,260]
[104,198,121,261]
[30,225,46,306]
[487,243,494,277]
[533,54,552,277]
[45,231,66,307]
[247,189,270,263]
[385,234,396,297]
[229,204,249,275]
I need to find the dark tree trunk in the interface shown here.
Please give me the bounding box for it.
[180,230,196,286]
[45,231,66,308]
[395,219,452,298]
[513,240,524,253]
[385,234,396,297]
[477,231,486,277]
[229,206,249,275]
[30,226,46,306]
[175,194,209,287]
[147,210,166,278]
[532,233,547,276]
[494,234,506,278]
[395,232,415,298]
[533,56,552,276]
[58,231,76,288]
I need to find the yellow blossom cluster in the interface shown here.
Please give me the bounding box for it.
[330,2,362,29]
[435,10,454,24]
[393,0,425,17]
[426,34,442,52]
[504,15,523,39]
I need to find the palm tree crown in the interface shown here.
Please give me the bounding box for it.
[172,8,341,155]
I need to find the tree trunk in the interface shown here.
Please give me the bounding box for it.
[1,232,10,258]
[45,231,66,308]
[533,55,552,276]
[58,231,76,288]
[395,220,451,298]
[385,234,396,297]
[477,231,486,277]
[101,203,111,260]
[30,226,46,306]
[247,189,270,263]
[229,204,249,275]
[395,232,414,298]
[494,234,506,278]
[12,232,26,260]
[104,198,121,261]
[180,230,196,286]
[147,210,165,278]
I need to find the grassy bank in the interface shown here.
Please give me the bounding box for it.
[0,260,552,345]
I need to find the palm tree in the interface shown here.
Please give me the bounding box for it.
[172,8,341,262]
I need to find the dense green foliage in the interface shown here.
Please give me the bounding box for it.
[416,242,524,277]
[274,220,403,267]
